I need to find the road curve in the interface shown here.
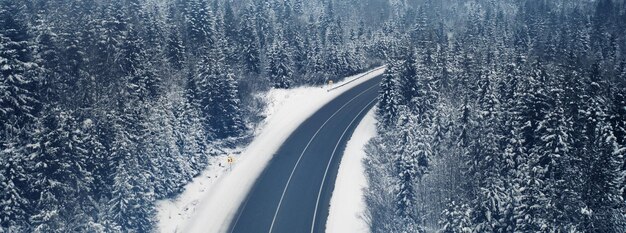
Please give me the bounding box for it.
[228,75,382,233]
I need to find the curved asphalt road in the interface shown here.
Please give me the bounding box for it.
[228,75,382,233]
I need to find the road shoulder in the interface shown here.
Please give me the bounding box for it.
[325,109,377,233]
[157,67,385,233]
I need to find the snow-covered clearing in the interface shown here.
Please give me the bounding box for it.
[157,66,385,233]
[325,109,376,233]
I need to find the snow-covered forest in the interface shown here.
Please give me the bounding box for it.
[1,0,625,232]
[367,0,626,232]
[0,0,391,231]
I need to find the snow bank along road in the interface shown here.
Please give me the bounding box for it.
[325,109,376,233]
[179,67,385,233]
[228,75,382,233]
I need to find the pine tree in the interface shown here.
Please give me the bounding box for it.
[469,73,509,232]
[214,70,245,138]
[501,121,525,232]
[255,0,275,49]
[293,0,304,15]
[108,158,155,232]
[165,29,185,70]
[92,1,128,82]
[122,29,160,102]
[456,97,476,152]
[453,44,480,99]
[107,107,155,232]
[323,18,349,77]
[142,98,185,198]
[0,0,40,138]
[377,60,404,129]
[290,31,308,79]
[193,37,245,139]
[610,89,626,202]
[410,50,439,122]
[222,0,239,65]
[303,19,326,83]
[139,7,165,59]
[513,153,548,232]
[517,59,551,154]
[533,90,581,231]
[582,116,625,232]
[391,106,428,232]
[267,36,293,89]
[28,108,94,232]
[172,91,208,174]
[0,5,41,229]
[396,50,417,106]
[440,202,473,233]
[81,116,109,202]
[34,24,62,104]
[0,142,30,231]
[183,0,215,54]
[194,55,218,138]
[58,31,87,109]
[238,6,261,74]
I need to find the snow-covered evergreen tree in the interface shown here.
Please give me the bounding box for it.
[267,35,293,89]
[166,29,185,70]
[539,90,584,231]
[3,0,626,231]
[0,143,30,231]
[377,59,404,129]
[108,158,155,232]
[27,108,98,232]
[582,114,625,232]
[0,0,40,137]
[440,202,473,233]
[214,71,246,138]
[392,107,426,225]
[182,0,215,54]
[238,6,261,74]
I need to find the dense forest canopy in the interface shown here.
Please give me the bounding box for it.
[0,0,384,231]
[368,0,626,232]
[1,0,625,232]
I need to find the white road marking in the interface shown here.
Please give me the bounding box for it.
[310,98,377,233]
[267,84,379,233]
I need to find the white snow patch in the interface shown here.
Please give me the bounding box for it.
[157,66,386,233]
[325,109,376,233]
[156,154,235,233]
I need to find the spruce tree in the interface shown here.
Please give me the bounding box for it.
[582,116,625,232]
[108,158,155,232]
[34,24,62,104]
[440,202,473,233]
[238,6,261,74]
[470,74,509,232]
[391,106,427,232]
[533,90,581,231]
[0,142,30,231]
[214,70,245,138]
[142,98,185,198]
[183,0,215,54]
[377,60,404,129]
[222,0,239,65]
[0,0,40,137]
[267,36,293,89]
[58,31,87,109]
[165,29,185,70]
[28,109,94,232]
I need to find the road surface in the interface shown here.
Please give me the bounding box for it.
[228,75,382,233]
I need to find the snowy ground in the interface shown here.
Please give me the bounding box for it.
[325,109,376,233]
[157,66,385,233]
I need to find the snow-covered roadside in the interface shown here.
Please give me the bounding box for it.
[157,66,385,233]
[325,109,376,233]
